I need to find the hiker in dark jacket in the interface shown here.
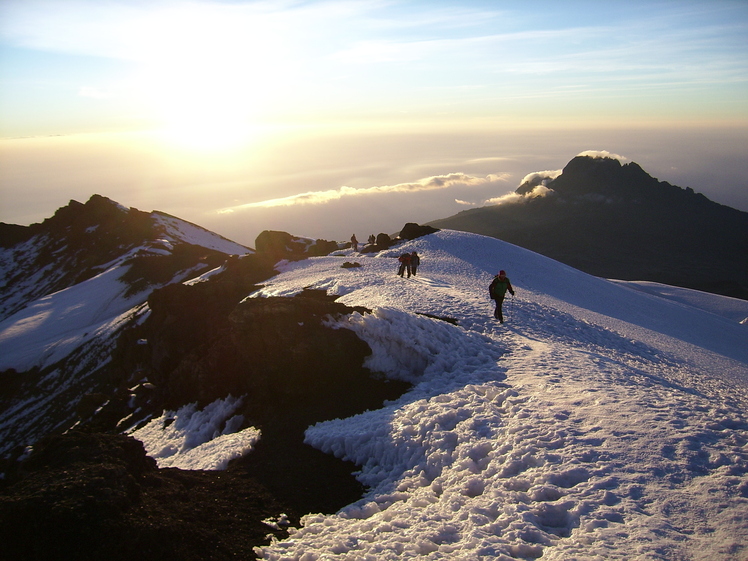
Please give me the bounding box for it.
[410,251,420,276]
[397,253,412,277]
[489,270,515,323]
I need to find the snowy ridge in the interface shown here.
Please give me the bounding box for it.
[250,230,748,560]
[611,280,748,325]
[0,199,255,457]
[0,210,251,372]
[0,252,205,372]
[152,211,252,255]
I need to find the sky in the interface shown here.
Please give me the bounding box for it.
[1,0,748,246]
[4,224,747,557]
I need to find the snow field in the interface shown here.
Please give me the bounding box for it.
[251,230,748,560]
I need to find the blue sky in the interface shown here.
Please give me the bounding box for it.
[1,0,747,243]
[2,0,747,135]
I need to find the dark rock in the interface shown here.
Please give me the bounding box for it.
[399,223,439,241]
[0,200,416,561]
[0,276,414,560]
[255,230,339,262]
[376,232,392,247]
[0,222,32,248]
[0,431,294,561]
[360,232,394,253]
[0,195,245,321]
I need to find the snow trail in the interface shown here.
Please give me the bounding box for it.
[251,231,748,560]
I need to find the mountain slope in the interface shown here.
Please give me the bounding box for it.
[0,194,250,323]
[247,230,748,560]
[1,209,747,559]
[428,155,748,299]
[0,195,252,455]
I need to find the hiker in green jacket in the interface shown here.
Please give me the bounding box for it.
[489,270,515,323]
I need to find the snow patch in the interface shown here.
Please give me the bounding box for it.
[129,395,260,470]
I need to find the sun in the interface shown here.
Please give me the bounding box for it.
[144,60,267,152]
[158,100,257,152]
[131,3,296,152]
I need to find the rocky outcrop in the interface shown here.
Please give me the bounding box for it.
[360,232,394,253]
[0,431,294,561]
[140,285,409,432]
[1,266,412,561]
[0,199,420,561]
[254,230,339,262]
[399,222,439,241]
[0,195,249,321]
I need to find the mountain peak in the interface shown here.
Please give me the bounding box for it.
[430,154,748,298]
[544,155,657,200]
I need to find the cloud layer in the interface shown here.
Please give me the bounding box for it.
[220,173,510,213]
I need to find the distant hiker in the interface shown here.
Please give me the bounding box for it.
[489,270,515,323]
[398,252,412,278]
[351,234,358,252]
[410,251,420,276]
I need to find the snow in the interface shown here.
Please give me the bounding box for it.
[129,395,261,471]
[0,216,249,372]
[247,230,748,560]
[152,212,252,255]
[611,280,748,325]
[4,222,745,557]
[0,263,149,371]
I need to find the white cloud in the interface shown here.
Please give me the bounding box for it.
[485,184,554,206]
[220,173,508,212]
[576,150,629,162]
[519,169,562,187]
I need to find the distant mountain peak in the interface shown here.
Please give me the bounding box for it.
[429,154,748,299]
[533,155,657,200]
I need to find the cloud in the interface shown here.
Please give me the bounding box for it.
[219,173,509,213]
[518,169,562,187]
[484,184,554,206]
[577,150,629,162]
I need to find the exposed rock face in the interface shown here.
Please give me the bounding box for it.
[141,284,408,433]
[0,197,254,456]
[255,230,339,262]
[0,194,249,322]
[430,156,748,299]
[399,222,440,241]
[1,272,412,561]
[0,195,152,319]
[0,431,295,561]
[0,197,417,560]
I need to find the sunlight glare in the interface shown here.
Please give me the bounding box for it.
[132,2,296,152]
